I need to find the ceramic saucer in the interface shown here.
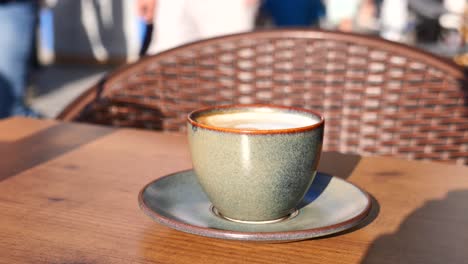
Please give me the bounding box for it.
[138,170,371,242]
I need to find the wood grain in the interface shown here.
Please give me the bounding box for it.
[0,117,56,142]
[0,118,467,264]
[0,120,114,181]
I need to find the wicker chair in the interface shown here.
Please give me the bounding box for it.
[58,29,468,165]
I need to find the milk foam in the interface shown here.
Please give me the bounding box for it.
[197,110,320,130]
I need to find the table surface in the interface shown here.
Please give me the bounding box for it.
[1,117,467,264]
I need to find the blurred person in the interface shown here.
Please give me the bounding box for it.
[439,0,467,48]
[49,0,139,64]
[136,0,259,54]
[380,0,408,41]
[324,0,378,32]
[259,0,325,27]
[81,0,112,62]
[325,0,361,31]
[403,0,465,46]
[0,0,39,118]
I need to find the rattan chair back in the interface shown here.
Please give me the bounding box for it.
[58,30,468,164]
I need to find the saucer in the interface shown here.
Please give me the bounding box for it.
[138,170,371,242]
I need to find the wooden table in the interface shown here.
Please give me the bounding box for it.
[1,117,467,264]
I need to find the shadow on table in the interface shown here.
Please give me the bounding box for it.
[0,123,114,181]
[300,151,379,238]
[318,151,362,181]
[361,190,468,264]
[299,150,363,210]
[309,193,380,241]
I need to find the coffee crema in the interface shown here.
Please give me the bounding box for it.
[196,110,320,130]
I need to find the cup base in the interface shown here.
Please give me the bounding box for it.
[210,205,299,225]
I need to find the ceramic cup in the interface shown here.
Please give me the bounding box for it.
[187,105,324,223]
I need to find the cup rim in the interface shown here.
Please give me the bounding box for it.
[187,104,325,134]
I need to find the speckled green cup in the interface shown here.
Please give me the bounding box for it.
[187,105,324,223]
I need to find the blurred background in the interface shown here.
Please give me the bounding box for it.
[1,0,466,119]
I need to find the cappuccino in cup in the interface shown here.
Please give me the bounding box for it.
[196,110,320,130]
